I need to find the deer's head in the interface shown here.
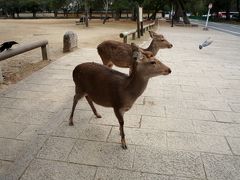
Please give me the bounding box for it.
[131,43,171,79]
[149,31,173,49]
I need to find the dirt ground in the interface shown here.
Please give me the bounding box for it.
[0,18,155,90]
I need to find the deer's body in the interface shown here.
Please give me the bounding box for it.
[72,62,147,109]
[69,43,171,149]
[97,31,172,68]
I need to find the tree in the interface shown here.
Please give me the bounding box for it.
[111,0,131,20]
[172,0,190,24]
[46,0,68,17]
[0,0,22,18]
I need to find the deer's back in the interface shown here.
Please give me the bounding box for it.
[97,40,133,67]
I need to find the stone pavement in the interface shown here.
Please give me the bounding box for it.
[1,24,240,180]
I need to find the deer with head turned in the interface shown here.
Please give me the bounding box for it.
[97,31,173,69]
[69,43,171,149]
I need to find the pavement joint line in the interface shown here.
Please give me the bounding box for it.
[65,138,78,161]
[0,159,14,163]
[224,136,235,155]
[106,126,113,142]
[0,137,25,142]
[138,115,143,128]
[131,146,137,169]
[199,153,208,180]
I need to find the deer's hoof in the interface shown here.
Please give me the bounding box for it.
[69,122,74,126]
[96,114,102,118]
[121,144,128,150]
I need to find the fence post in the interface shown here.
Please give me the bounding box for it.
[41,45,48,60]
[123,36,127,43]
[0,66,3,83]
[132,33,136,40]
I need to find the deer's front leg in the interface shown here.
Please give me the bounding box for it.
[114,108,127,149]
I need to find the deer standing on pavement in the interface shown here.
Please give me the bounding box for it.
[97,31,173,69]
[69,43,171,149]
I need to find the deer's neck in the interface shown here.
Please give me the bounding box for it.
[144,40,159,56]
[126,72,149,100]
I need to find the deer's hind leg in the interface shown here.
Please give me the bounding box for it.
[85,96,102,118]
[69,87,85,126]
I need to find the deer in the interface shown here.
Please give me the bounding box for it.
[97,31,173,69]
[69,43,171,149]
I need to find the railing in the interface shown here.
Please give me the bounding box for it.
[119,22,156,43]
[0,40,49,82]
[0,40,48,61]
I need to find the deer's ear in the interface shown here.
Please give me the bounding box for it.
[149,31,157,38]
[131,43,140,53]
[131,43,138,50]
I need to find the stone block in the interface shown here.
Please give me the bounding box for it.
[0,138,25,161]
[63,31,78,52]
[37,137,76,161]
[95,167,169,180]
[0,160,12,174]
[141,116,195,133]
[167,132,231,154]
[0,122,26,139]
[193,120,240,137]
[21,159,96,180]
[202,153,240,180]
[68,140,134,169]
[53,121,111,141]
[133,146,205,179]
[226,137,240,155]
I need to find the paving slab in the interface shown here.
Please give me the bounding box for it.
[212,111,240,123]
[167,132,231,154]
[20,159,96,180]
[0,122,26,139]
[95,167,170,180]
[68,140,135,169]
[141,116,195,133]
[226,137,240,155]
[0,160,12,174]
[0,138,26,161]
[37,136,76,161]
[53,121,111,141]
[201,153,240,180]
[193,120,240,137]
[133,146,205,179]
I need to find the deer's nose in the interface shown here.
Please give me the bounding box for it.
[169,44,173,48]
[167,68,171,74]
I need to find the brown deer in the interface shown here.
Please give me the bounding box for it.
[69,43,171,149]
[97,31,173,68]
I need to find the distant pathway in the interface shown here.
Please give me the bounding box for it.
[191,19,240,37]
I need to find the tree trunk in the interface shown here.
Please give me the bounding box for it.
[54,11,58,18]
[33,12,36,18]
[237,0,240,16]
[131,6,137,21]
[226,10,230,20]
[173,0,190,24]
[85,0,89,27]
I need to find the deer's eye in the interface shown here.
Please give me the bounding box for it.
[150,61,156,64]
